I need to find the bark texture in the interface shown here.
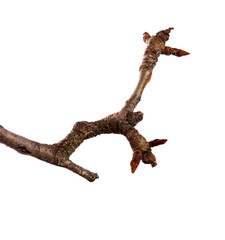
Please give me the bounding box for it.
[0,28,189,182]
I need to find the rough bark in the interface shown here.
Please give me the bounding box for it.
[0,28,189,182]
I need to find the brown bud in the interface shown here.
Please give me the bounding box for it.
[142,150,157,167]
[149,139,167,147]
[130,151,142,173]
[156,27,174,42]
[163,46,190,57]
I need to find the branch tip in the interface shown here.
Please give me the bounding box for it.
[88,173,99,182]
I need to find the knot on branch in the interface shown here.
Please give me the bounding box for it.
[17,146,31,154]
[126,111,143,126]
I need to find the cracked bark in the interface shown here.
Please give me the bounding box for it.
[0,28,189,182]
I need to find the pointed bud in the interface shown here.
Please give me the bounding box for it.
[163,46,190,57]
[149,139,167,147]
[172,48,190,57]
[130,151,142,173]
[142,150,157,167]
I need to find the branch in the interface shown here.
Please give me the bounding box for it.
[0,28,189,182]
[0,125,98,181]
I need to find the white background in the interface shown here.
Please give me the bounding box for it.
[0,0,224,239]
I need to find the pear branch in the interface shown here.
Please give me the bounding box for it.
[0,28,189,182]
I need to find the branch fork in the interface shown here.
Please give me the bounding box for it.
[0,28,189,182]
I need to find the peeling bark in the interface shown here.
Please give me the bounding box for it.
[0,28,189,182]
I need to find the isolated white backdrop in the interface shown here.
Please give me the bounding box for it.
[0,0,224,239]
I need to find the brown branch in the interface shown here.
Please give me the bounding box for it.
[0,28,189,182]
[0,125,98,181]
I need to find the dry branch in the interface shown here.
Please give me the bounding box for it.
[0,28,189,182]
